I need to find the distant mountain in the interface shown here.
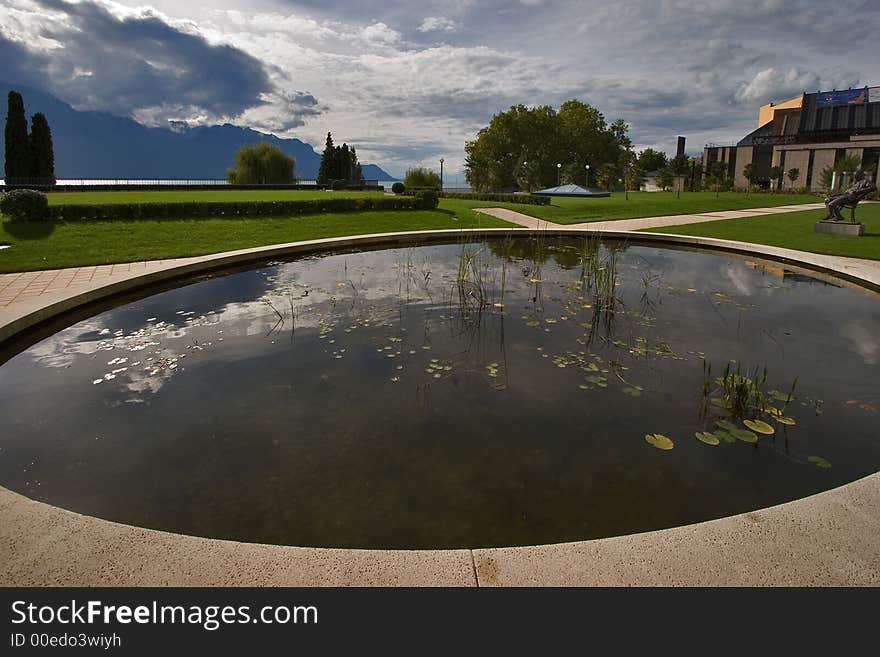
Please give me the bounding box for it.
[0,83,395,181]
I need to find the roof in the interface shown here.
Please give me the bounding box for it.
[532,184,611,197]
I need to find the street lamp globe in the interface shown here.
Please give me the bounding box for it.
[557,162,562,186]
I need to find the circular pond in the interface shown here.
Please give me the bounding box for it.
[1,236,879,549]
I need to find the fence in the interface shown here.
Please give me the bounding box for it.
[0,179,386,192]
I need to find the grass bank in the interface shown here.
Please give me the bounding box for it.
[0,209,513,273]
[645,204,880,261]
[442,191,821,224]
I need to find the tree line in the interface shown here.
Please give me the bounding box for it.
[4,91,56,185]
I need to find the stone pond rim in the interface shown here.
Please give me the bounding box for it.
[0,228,878,586]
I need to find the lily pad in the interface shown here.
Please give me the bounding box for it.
[731,428,758,444]
[645,433,674,450]
[769,389,794,403]
[775,416,797,426]
[695,431,720,446]
[743,419,775,435]
[714,429,737,444]
[807,455,832,469]
[716,419,739,432]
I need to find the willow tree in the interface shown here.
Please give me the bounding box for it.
[226,142,295,184]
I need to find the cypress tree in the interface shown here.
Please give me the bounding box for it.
[351,148,363,181]
[30,113,55,185]
[317,132,334,184]
[339,143,351,181]
[5,91,31,184]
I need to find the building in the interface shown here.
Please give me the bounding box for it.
[704,86,880,192]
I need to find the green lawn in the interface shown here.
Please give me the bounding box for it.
[45,189,386,205]
[645,203,880,261]
[442,191,821,224]
[0,209,513,273]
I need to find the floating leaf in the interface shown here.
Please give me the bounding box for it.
[775,416,797,426]
[743,419,775,435]
[695,431,720,446]
[731,428,758,444]
[766,406,783,417]
[645,433,674,450]
[714,429,736,444]
[807,455,831,469]
[622,387,642,397]
[716,419,739,432]
[769,390,794,403]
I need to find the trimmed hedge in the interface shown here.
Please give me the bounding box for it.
[439,191,550,206]
[44,196,437,222]
[391,182,405,194]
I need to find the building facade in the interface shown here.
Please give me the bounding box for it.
[704,86,880,192]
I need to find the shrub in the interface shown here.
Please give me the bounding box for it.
[0,188,49,221]
[391,182,405,195]
[404,167,440,190]
[416,190,439,209]
[439,191,550,206]
[330,179,350,191]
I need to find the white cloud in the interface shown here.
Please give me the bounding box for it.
[417,16,460,33]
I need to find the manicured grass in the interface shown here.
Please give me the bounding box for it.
[45,190,385,205]
[442,192,821,224]
[0,210,513,273]
[645,203,880,261]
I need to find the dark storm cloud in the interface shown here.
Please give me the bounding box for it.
[10,0,278,122]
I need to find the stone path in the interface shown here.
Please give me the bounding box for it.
[0,258,197,308]
[477,202,828,231]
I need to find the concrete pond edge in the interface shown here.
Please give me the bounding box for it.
[1,228,878,586]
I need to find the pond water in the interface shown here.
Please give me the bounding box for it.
[1,236,878,549]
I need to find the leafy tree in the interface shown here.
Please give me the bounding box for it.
[742,163,755,194]
[464,100,629,192]
[655,168,674,191]
[636,148,668,173]
[768,166,783,193]
[5,91,31,184]
[707,161,728,198]
[226,142,295,184]
[786,168,799,191]
[669,153,689,199]
[404,167,440,189]
[29,112,55,184]
[819,154,861,191]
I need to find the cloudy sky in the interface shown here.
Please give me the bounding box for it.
[1,0,878,178]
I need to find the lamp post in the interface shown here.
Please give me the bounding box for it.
[557,162,562,186]
[439,158,444,192]
[522,161,527,191]
[585,164,590,189]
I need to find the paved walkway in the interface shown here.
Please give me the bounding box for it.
[0,258,198,308]
[477,202,828,231]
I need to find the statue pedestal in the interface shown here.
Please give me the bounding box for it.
[814,221,865,236]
